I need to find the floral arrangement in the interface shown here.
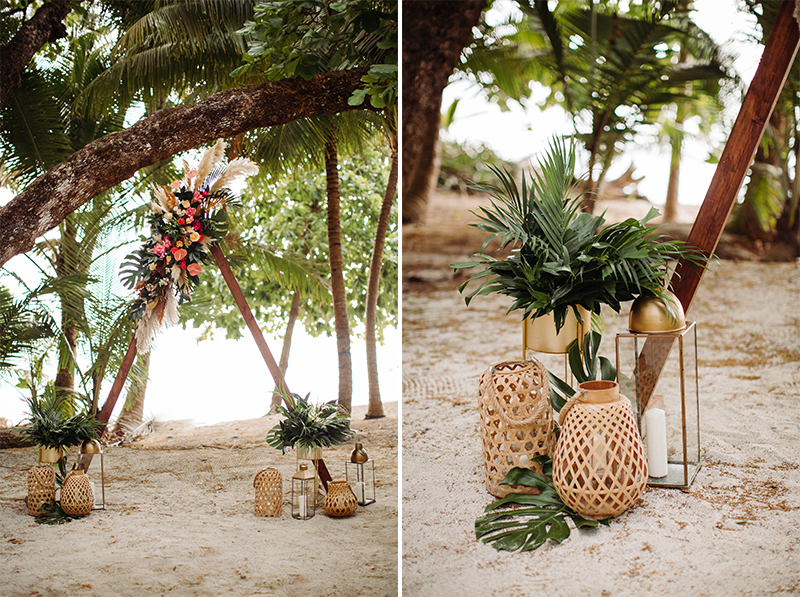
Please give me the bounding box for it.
[121,139,258,352]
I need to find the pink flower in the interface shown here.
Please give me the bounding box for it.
[187,169,197,180]
[153,243,166,257]
[192,220,203,232]
[186,207,196,217]
[170,180,182,189]
[193,191,204,202]
[163,237,172,248]
[172,248,187,261]
[187,263,202,276]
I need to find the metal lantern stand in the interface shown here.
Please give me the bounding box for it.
[345,443,376,506]
[615,321,701,490]
[80,439,105,510]
[292,463,316,520]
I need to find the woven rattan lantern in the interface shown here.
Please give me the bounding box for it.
[80,439,105,510]
[345,443,375,506]
[254,467,282,517]
[478,359,554,497]
[616,321,701,489]
[292,464,315,520]
[552,380,648,520]
[61,470,94,517]
[27,464,56,516]
[322,479,358,517]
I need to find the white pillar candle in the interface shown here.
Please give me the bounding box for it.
[299,494,307,518]
[356,481,365,504]
[645,408,668,478]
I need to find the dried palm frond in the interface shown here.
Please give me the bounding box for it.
[210,158,259,194]
[195,138,226,188]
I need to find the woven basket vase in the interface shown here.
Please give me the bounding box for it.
[254,468,283,517]
[552,380,648,520]
[61,470,94,517]
[27,465,56,516]
[479,359,555,497]
[322,480,358,517]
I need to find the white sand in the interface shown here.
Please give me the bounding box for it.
[0,402,398,596]
[401,192,800,596]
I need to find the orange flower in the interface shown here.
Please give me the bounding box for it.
[187,263,202,276]
[172,248,187,261]
[189,231,200,242]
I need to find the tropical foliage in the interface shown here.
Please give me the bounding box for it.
[16,383,100,450]
[452,138,709,332]
[266,392,354,453]
[475,458,608,553]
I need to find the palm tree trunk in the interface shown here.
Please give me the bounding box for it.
[324,138,353,412]
[113,351,150,435]
[270,290,301,414]
[664,47,690,224]
[364,138,398,419]
[54,216,79,398]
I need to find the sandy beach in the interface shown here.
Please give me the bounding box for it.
[401,191,800,596]
[0,402,398,597]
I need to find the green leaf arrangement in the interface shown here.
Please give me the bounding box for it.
[452,136,710,333]
[16,384,100,450]
[34,500,85,525]
[475,458,609,552]
[266,393,354,453]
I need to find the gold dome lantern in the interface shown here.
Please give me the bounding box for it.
[628,291,686,333]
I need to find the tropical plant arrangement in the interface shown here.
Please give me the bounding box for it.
[17,384,100,454]
[451,137,709,333]
[266,393,355,453]
[475,457,609,552]
[120,139,258,353]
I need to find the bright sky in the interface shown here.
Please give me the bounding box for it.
[442,0,762,207]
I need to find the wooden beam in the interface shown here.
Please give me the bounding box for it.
[670,0,800,309]
[97,335,138,430]
[210,244,291,405]
[637,2,799,412]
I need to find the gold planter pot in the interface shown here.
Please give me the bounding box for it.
[523,306,590,356]
[38,446,65,464]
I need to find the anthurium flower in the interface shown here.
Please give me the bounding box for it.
[173,248,187,261]
[170,181,181,189]
[187,263,202,276]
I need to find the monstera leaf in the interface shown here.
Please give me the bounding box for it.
[475,459,609,553]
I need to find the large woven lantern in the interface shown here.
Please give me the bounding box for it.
[254,468,282,517]
[552,380,648,520]
[27,465,56,516]
[61,470,94,517]
[478,359,554,497]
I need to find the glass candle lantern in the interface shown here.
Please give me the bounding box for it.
[345,443,375,506]
[80,439,105,510]
[292,463,316,520]
[615,321,701,490]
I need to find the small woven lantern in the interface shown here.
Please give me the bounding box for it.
[552,380,648,520]
[27,464,56,516]
[292,464,316,520]
[254,467,283,517]
[345,443,375,506]
[478,359,554,497]
[322,479,358,517]
[61,470,94,517]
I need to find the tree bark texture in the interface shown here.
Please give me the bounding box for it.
[324,139,353,413]
[364,139,398,419]
[0,68,369,267]
[401,0,485,223]
[0,0,71,109]
[270,290,301,414]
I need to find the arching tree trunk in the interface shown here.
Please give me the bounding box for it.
[364,137,398,419]
[401,0,485,223]
[113,351,150,436]
[324,138,353,412]
[270,290,301,414]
